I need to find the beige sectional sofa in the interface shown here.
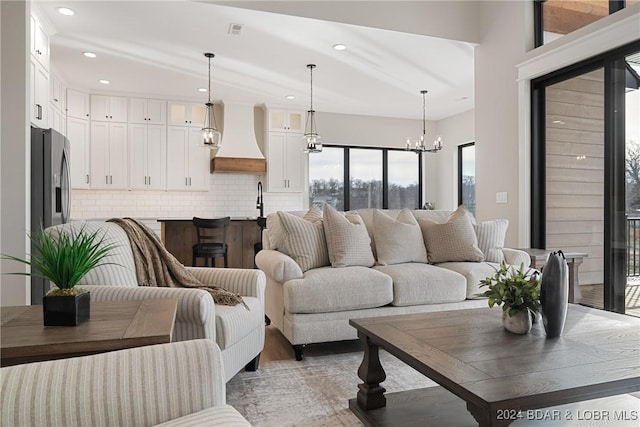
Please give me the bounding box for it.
[255,206,531,360]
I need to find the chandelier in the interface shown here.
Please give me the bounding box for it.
[202,52,221,148]
[405,90,442,153]
[303,64,322,153]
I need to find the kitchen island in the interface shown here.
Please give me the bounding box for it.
[158,218,262,269]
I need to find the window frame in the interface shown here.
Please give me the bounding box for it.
[457,142,476,214]
[309,144,423,211]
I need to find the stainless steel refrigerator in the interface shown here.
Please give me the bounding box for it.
[31,127,71,304]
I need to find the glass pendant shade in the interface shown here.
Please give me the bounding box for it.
[202,52,221,148]
[405,90,442,154]
[303,64,322,153]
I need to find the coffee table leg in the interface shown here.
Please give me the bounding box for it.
[467,402,512,427]
[356,331,387,410]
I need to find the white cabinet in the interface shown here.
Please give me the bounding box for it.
[167,101,206,127]
[50,74,66,112]
[129,123,166,190]
[267,109,304,132]
[129,98,166,125]
[30,59,49,128]
[67,117,91,189]
[166,126,210,191]
[90,122,128,189]
[49,104,65,135]
[30,13,49,70]
[90,95,128,122]
[67,89,90,119]
[266,132,304,192]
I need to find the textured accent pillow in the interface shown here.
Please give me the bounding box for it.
[373,209,428,266]
[277,211,329,272]
[266,207,322,250]
[475,219,508,263]
[323,204,375,268]
[419,206,485,263]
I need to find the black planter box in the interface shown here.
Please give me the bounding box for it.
[43,292,91,326]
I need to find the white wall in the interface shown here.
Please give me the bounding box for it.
[474,0,531,247]
[1,0,30,306]
[430,109,475,210]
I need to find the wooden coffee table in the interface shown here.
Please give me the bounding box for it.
[349,305,640,426]
[1,298,177,366]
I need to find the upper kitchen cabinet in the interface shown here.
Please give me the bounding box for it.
[67,89,90,119]
[30,59,49,128]
[129,124,166,190]
[50,74,66,113]
[166,126,210,191]
[67,117,91,189]
[90,121,128,189]
[265,131,304,192]
[90,95,128,122]
[30,12,50,70]
[267,109,304,133]
[168,101,206,127]
[129,98,166,125]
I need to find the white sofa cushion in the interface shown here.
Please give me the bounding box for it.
[419,206,485,264]
[323,204,375,268]
[374,263,467,306]
[437,261,502,298]
[475,219,509,263]
[283,266,393,313]
[277,211,329,272]
[214,296,263,350]
[373,209,428,265]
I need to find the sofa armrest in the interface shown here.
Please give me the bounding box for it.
[185,267,265,301]
[0,340,226,426]
[81,285,216,340]
[503,248,532,269]
[255,249,303,283]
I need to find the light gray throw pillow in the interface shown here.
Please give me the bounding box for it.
[323,204,374,268]
[277,210,329,272]
[475,219,508,263]
[373,209,428,266]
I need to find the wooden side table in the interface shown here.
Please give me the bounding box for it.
[518,248,588,303]
[1,298,177,367]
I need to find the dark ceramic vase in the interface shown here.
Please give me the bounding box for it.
[43,291,91,326]
[540,251,569,338]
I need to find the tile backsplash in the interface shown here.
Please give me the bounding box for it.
[70,173,304,234]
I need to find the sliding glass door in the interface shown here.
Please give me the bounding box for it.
[532,42,640,316]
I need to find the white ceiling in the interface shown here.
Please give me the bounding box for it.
[38,0,475,120]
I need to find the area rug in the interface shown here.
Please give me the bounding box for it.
[226,349,435,427]
[227,350,640,427]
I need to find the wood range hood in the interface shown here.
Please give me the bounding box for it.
[211,103,266,174]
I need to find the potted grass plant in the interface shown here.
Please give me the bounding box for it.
[479,262,541,334]
[2,225,116,326]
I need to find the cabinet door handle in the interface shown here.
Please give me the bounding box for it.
[185,177,188,186]
[86,113,89,117]
[110,175,113,184]
[35,104,42,120]
[148,176,151,186]
[86,174,89,184]
[106,175,108,184]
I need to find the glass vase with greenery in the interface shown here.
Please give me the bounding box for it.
[2,225,116,296]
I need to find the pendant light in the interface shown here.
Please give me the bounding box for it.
[405,90,442,153]
[303,64,322,153]
[202,52,221,148]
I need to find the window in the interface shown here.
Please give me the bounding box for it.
[534,0,635,48]
[458,143,476,216]
[308,145,421,211]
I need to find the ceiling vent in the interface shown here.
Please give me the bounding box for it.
[228,23,243,35]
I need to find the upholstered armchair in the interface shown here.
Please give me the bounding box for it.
[49,221,265,382]
[1,340,252,426]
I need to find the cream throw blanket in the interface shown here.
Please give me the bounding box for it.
[108,218,248,309]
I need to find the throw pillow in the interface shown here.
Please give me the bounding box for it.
[419,205,485,263]
[475,219,509,263]
[277,211,329,272]
[373,209,428,266]
[267,207,322,250]
[323,204,375,268]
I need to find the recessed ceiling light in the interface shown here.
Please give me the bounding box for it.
[332,44,347,51]
[285,95,295,100]
[99,79,110,85]
[198,88,207,92]
[83,52,97,58]
[57,7,75,16]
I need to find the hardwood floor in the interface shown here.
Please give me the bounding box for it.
[261,325,362,363]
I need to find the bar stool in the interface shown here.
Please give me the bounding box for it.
[192,216,231,267]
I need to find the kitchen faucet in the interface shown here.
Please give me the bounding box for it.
[256,181,264,218]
